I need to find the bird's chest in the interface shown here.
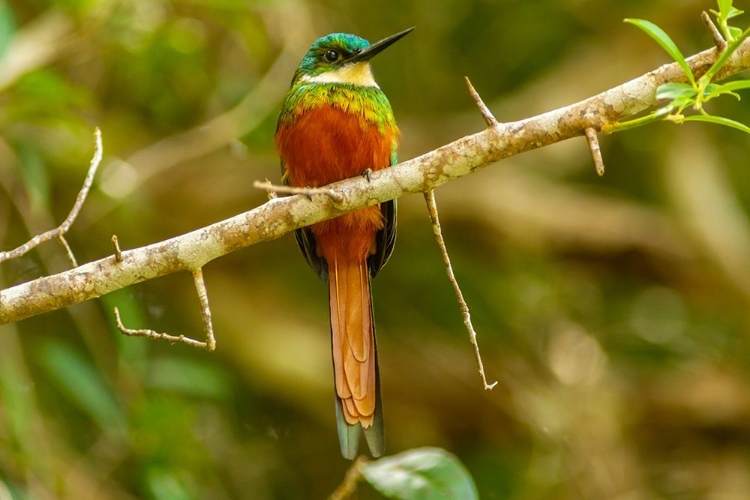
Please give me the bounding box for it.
[277,105,395,188]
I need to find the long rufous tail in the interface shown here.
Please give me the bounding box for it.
[328,257,384,459]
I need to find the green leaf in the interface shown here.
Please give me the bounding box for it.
[682,114,750,134]
[715,0,743,18]
[702,80,748,101]
[703,82,741,101]
[729,26,743,38]
[624,19,695,85]
[654,83,695,113]
[361,448,479,500]
[711,80,750,94]
[727,7,744,20]
[655,83,696,101]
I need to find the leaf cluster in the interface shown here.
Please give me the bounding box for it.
[605,0,750,134]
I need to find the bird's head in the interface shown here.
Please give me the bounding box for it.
[292,27,414,87]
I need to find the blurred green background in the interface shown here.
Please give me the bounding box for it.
[2,0,750,498]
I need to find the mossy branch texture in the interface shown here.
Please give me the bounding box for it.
[2,38,750,325]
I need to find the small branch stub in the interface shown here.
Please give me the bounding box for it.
[253,179,344,204]
[585,127,605,176]
[111,234,122,263]
[464,76,499,127]
[702,11,727,52]
[257,178,278,200]
[424,190,498,391]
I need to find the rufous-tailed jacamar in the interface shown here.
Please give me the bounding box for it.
[275,27,413,459]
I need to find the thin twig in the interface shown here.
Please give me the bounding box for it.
[329,457,367,500]
[702,11,727,52]
[253,179,344,203]
[113,306,212,350]
[192,268,216,352]
[62,128,103,232]
[464,76,499,127]
[424,190,498,391]
[113,268,216,351]
[585,127,605,176]
[0,128,103,264]
[58,234,78,267]
[111,235,122,263]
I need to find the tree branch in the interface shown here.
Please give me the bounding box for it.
[2,39,750,325]
[113,265,216,350]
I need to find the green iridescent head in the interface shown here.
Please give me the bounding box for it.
[291,27,414,86]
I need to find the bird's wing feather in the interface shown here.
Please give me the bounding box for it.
[368,149,398,277]
[294,228,328,282]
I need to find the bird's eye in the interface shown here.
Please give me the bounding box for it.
[324,49,339,62]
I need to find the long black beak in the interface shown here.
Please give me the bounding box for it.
[347,27,414,64]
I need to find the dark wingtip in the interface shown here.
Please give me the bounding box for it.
[362,421,385,458]
[362,339,385,457]
[335,397,361,460]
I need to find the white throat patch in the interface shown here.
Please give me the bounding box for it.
[301,62,379,87]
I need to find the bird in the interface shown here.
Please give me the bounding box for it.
[275,27,413,459]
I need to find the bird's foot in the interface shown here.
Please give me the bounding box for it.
[362,168,373,182]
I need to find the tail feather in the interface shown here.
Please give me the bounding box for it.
[362,334,384,457]
[335,397,361,460]
[329,261,352,400]
[329,257,383,458]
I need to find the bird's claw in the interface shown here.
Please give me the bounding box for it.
[362,168,373,182]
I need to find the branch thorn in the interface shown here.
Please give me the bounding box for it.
[111,234,122,263]
[701,11,727,52]
[464,76,499,127]
[585,127,605,176]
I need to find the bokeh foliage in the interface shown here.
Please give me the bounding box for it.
[2,0,750,498]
